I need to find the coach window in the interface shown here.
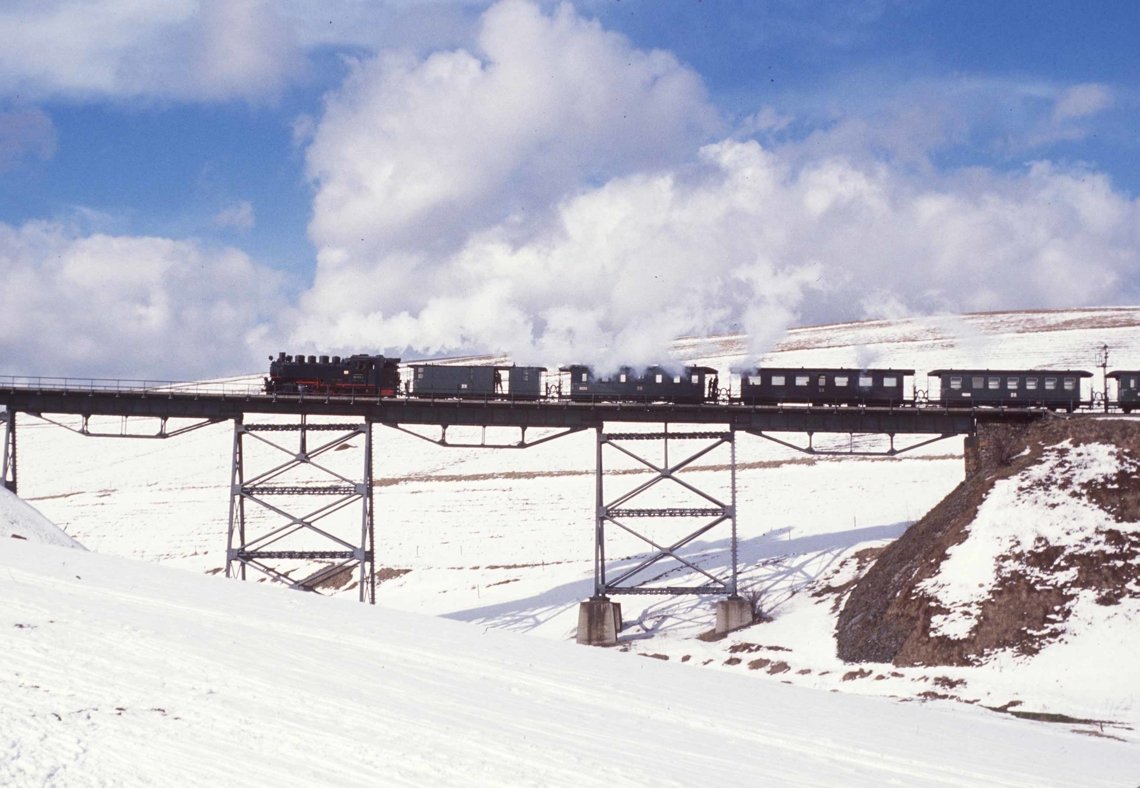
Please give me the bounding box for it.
[988,377,1000,389]
[796,375,809,386]
[949,376,963,390]
[884,376,898,387]
[1007,377,1019,389]
[859,375,873,387]
[817,374,827,386]
[1045,378,1056,390]
[1064,378,1075,390]
[690,374,699,385]
[1026,378,1038,390]
[748,374,762,385]
[972,376,984,389]
[771,375,785,386]
[835,376,849,387]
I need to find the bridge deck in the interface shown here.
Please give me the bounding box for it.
[0,380,1045,434]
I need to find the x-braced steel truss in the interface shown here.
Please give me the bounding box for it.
[226,415,376,603]
[383,423,585,449]
[745,429,957,456]
[2,409,15,494]
[592,425,738,598]
[29,412,224,439]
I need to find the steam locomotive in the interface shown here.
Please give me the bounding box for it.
[264,351,1139,411]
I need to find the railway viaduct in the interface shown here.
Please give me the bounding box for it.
[0,379,1040,644]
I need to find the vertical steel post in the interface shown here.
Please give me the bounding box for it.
[225,417,246,580]
[1,409,14,494]
[361,418,375,604]
[594,424,605,598]
[729,427,738,596]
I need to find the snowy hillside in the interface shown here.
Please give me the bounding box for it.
[3,535,1139,785]
[7,307,1140,757]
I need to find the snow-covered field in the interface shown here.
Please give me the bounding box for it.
[6,527,1137,786]
[5,308,1140,782]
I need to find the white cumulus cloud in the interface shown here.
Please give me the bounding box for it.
[0,0,300,101]
[0,221,286,379]
[304,0,719,258]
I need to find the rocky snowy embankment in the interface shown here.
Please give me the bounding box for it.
[835,416,1140,724]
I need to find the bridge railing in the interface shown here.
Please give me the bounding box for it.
[0,375,265,398]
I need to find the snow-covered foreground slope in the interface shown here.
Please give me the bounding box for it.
[1,488,83,549]
[4,538,1138,787]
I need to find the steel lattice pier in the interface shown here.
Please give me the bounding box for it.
[591,426,739,598]
[225,415,376,603]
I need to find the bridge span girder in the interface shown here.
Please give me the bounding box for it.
[0,384,1012,436]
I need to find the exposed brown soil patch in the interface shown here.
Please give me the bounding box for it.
[375,567,411,583]
[836,417,1140,667]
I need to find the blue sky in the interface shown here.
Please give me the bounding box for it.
[1,0,1138,378]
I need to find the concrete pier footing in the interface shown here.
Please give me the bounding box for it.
[575,597,623,646]
[715,596,755,635]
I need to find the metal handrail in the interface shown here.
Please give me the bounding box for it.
[0,375,264,398]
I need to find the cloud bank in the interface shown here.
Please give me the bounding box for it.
[292,1,1140,368]
[0,221,284,379]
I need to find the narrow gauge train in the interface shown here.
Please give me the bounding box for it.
[1107,371,1140,413]
[264,352,546,400]
[264,352,400,396]
[740,368,913,407]
[561,364,718,404]
[263,352,1133,411]
[408,363,545,400]
[929,369,1091,411]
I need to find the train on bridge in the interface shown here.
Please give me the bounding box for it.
[264,352,1140,412]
